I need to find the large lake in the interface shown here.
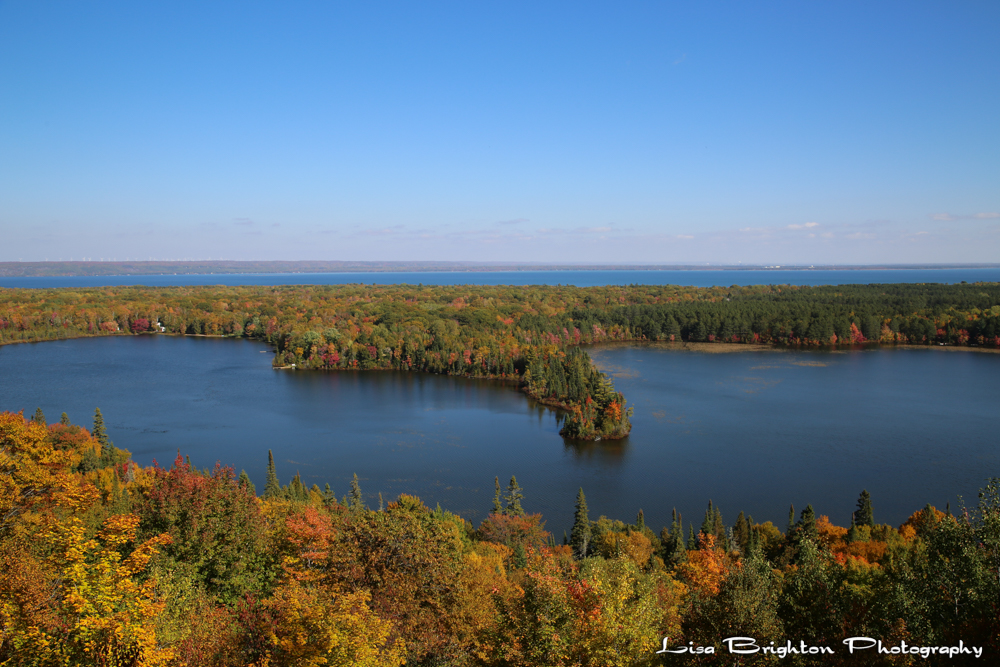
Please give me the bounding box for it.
[3,267,1000,288]
[1,335,997,535]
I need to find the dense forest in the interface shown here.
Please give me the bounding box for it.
[3,282,1000,439]
[1,408,998,666]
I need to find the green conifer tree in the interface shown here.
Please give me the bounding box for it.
[734,511,750,553]
[663,511,687,566]
[636,508,645,531]
[60,412,70,425]
[32,407,46,426]
[512,543,527,569]
[264,449,281,499]
[238,470,256,496]
[492,476,502,514]
[687,524,696,550]
[798,504,818,543]
[701,501,715,546]
[288,473,306,501]
[854,490,874,527]
[745,515,761,556]
[846,515,859,543]
[788,504,795,534]
[713,505,726,548]
[570,487,592,559]
[504,476,524,517]
[93,408,112,458]
[349,473,364,510]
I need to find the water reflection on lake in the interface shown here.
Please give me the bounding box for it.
[1,335,997,534]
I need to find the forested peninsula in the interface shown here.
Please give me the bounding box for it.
[3,282,1000,440]
[2,409,1000,665]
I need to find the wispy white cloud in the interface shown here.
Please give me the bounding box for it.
[787,222,820,230]
[233,218,255,226]
[931,212,999,221]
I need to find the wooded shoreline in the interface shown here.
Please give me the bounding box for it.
[3,282,999,439]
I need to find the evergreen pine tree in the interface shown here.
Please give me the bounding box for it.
[379,492,384,512]
[636,509,645,531]
[745,514,760,555]
[854,490,874,527]
[492,476,502,514]
[701,501,715,545]
[734,511,750,553]
[289,473,306,501]
[32,407,46,426]
[846,515,859,543]
[787,504,795,534]
[504,476,524,516]
[93,408,112,458]
[323,483,335,505]
[238,470,256,496]
[60,412,70,425]
[687,524,696,550]
[349,473,364,510]
[663,511,687,566]
[570,487,592,559]
[713,505,726,548]
[512,543,527,569]
[264,449,281,499]
[799,505,818,543]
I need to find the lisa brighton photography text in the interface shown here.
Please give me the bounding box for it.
[657,636,985,660]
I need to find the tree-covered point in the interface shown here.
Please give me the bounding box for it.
[3,282,999,439]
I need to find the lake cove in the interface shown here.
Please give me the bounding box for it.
[1,335,996,534]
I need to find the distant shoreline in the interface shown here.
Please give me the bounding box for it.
[588,340,1000,355]
[2,260,1000,278]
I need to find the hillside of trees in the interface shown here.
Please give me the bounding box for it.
[2,408,998,665]
[2,282,999,438]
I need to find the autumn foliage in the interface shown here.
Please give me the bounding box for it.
[4,409,1000,665]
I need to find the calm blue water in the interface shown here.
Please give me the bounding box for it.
[2,268,1000,289]
[1,336,997,534]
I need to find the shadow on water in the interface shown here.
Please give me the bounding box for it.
[562,437,629,465]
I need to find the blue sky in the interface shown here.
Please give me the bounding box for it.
[1,1,997,264]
